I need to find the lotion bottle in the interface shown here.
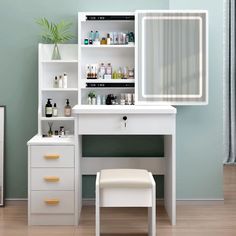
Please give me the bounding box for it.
[52,103,58,117]
[63,73,68,88]
[64,99,72,117]
[45,99,53,117]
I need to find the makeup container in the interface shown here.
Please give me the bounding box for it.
[107,34,111,45]
[59,75,63,88]
[114,32,118,45]
[109,32,114,44]
[97,95,101,105]
[99,63,106,79]
[84,38,89,45]
[63,73,68,88]
[53,76,59,88]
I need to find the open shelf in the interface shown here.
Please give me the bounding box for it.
[40,116,75,121]
[41,60,78,63]
[81,44,134,48]
[42,88,78,92]
[84,79,134,83]
[81,87,134,90]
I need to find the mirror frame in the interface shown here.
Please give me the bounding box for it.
[0,106,5,207]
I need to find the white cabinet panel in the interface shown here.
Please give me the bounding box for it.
[31,168,74,191]
[30,146,74,167]
[136,11,208,105]
[31,191,74,214]
[78,114,175,135]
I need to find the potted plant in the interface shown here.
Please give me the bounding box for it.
[36,18,74,60]
[88,91,96,105]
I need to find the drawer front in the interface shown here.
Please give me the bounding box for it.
[31,168,74,191]
[78,114,175,134]
[30,146,74,167]
[31,191,74,214]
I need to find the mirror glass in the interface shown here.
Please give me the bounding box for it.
[137,12,207,104]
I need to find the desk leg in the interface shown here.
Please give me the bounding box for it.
[164,135,176,225]
[75,117,82,225]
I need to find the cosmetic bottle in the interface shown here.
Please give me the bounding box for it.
[45,99,53,117]
[95,31,100,41]
[53,76,59,88]
[64,99,72,117]
[63,73,68,88]
[109,32,114,45]
[84,38,89,45]
[59,75,63,88]
[52,103,58,117]
[106,63,112,75]
[97,95,101,105]
[118,67,123,79]
[60,126,65,136]
[89,31,94,42]
[99,63,106,79]
[101,37,107,45]
[107,34,111,45]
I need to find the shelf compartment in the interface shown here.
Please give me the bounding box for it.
[81,44,134,48]
[84,79,135,83]
[40,117,75,121]
[40,44,78,61]
[41,60,78,63]
[42,88,78,92]
[41,63,78,89]
[81,87,134,90]
[41,119,75,136]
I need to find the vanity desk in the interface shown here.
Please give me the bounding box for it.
[27,11,207,226]
[73,105,176,225]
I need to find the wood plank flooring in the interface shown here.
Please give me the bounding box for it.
[0,165,236,236]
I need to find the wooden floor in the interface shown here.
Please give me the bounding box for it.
[0,165,236,236]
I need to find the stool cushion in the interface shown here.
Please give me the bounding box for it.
[99,169,153,188]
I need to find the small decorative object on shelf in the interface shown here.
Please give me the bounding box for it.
[36,18,74,60]
[88,91,96,105]
[47,122,53,137]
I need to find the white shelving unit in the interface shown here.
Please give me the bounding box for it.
[78,12,135,105]
[38,44,78,136]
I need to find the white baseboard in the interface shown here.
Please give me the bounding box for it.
[5,198,27,201]
[176,198,224,205]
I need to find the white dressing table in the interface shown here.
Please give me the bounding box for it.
[27,11,207,226]
[73,105,176,225]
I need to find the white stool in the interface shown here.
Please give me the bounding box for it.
[96,169,156,236]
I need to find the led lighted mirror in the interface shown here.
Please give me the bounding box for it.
[136,11,208,105]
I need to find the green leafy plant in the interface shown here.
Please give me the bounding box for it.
[36,18,74,44]
[88,91,96,98]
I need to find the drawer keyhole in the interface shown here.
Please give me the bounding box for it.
[123,116,128,128]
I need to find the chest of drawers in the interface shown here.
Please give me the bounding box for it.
[28,137,76,225]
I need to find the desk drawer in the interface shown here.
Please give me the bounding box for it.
[30,146,74,167]
[31,191,74,214]
[31,168,74,191]
[78,114,175,134]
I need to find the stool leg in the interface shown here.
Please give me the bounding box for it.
[148,206,156,236]
[96,173,100,236]
[148,183,156,236]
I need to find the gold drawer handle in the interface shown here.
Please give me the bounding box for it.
[44,199,60,205]
[44,176,60,182]
[44,154,60,160]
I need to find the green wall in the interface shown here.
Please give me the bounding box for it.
[0,0,223,200]
[169,0,224,199]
